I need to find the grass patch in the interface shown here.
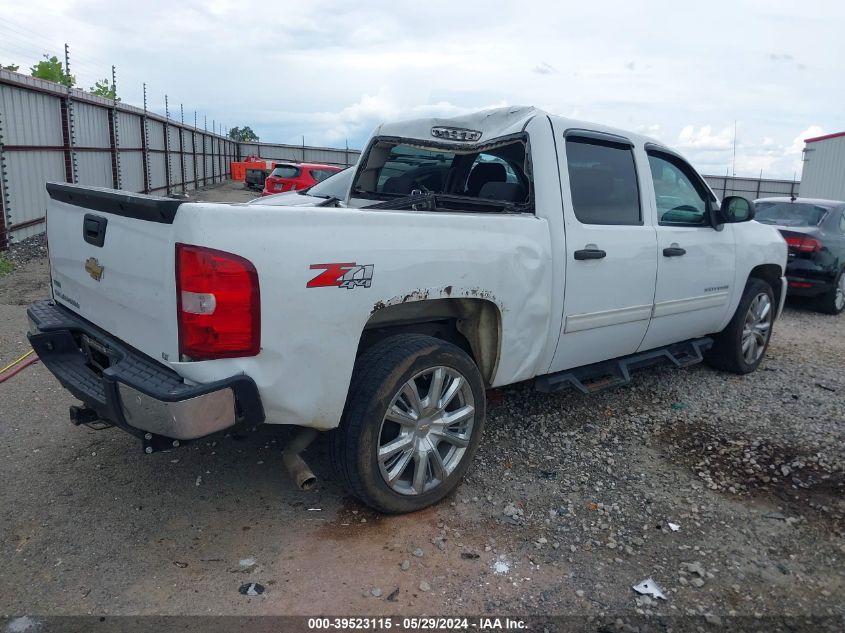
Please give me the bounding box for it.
[0,254,13,276]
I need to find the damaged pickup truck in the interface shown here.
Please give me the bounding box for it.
[28,107,787,513]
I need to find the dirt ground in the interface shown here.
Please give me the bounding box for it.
[0,182,842,628]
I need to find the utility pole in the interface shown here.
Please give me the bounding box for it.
[211,119,217,183]
[109,65,122,189]
[63,43,78,184]
[141,82,150,193]
[164,94,172,195]
[178,103,186,193]
[192,110,198,189]
[731,120,737,177]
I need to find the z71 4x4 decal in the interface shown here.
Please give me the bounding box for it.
[307,263,374,289]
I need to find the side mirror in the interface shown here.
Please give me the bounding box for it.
[718,196,755,223]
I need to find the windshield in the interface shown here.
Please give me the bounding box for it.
[306,167,354,199]
[755,201,828,226]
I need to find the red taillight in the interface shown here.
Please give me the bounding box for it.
[176,244,260,360]
[784,235,822,253]
[789,281,813,288]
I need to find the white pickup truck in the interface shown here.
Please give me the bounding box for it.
[28,107,787,513]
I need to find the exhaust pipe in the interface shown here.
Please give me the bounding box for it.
[282,427,318,491]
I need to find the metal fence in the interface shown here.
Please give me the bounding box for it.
[0,69,238,248]
[703,174,799,201]
[239,142,361,168]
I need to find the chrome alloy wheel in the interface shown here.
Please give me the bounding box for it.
[741,292,772,364]
[835,273,845,312]
[377,366,475,496]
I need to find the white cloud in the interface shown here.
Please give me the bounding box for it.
[0,0,841,178]
[788,125,825,154]
[676,125,735,152]
[532,62,557,75]
[636,123,662,140]
[260,89,507,146]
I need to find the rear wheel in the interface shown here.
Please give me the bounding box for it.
[815,268,845,315]
[705,278,774,374]
[333,334,485,514]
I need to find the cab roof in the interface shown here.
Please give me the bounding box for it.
[373,106,661,150]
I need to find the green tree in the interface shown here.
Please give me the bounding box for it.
[1,62,19,72]
[90,78,119,101]
[30,54,75,87]
[228,126,259,142]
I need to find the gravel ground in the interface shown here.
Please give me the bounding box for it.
[4,232,48,269]
[0,182,842,628]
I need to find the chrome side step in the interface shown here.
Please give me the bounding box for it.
[535,337,713,395]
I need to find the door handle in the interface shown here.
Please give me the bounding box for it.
[83,214,108,247]
[574,248,607,260]
[662,246,686,257]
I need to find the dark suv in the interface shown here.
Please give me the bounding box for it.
[755,197,845,314]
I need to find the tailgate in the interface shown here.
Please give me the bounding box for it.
[46,183,181,366]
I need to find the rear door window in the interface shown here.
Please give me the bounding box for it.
[566,138,641,225]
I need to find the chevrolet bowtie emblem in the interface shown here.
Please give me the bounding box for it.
[85,257,104,281]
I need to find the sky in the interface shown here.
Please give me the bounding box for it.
[0,0,842,179]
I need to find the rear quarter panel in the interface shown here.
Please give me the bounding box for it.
[169,204,553,429]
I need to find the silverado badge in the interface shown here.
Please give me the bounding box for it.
[85,257,104,281]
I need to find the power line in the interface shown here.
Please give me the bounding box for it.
[0,41,109,83]
[0,19,74,57]
[0,17,230,138]
[0,41,55,64]
[0,25,64,58]
[0,20,121,78]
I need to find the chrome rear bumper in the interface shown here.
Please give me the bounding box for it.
[26,300,264,451]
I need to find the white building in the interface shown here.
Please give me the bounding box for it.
[800,131,845,201]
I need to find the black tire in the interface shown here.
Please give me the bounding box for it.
[815,268,845,315]
[705,278,775,374]
[332,334,485,514]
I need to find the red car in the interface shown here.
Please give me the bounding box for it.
[261,162,343,196]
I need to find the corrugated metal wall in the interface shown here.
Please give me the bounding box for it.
[800,134,845,201]
[0,69,237,248]
[239,142,361,167]
[703,175,799,201]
